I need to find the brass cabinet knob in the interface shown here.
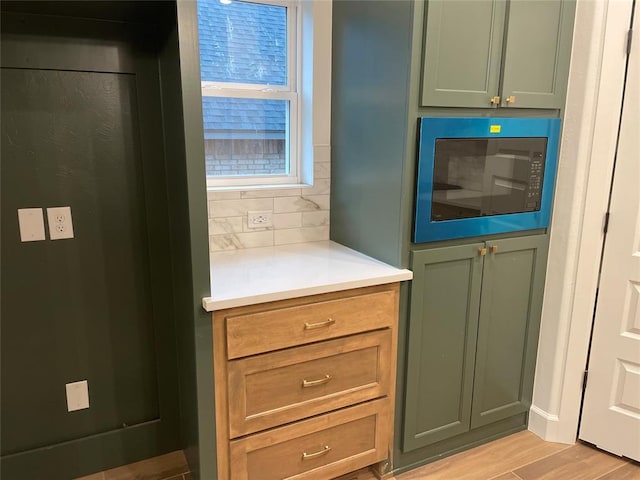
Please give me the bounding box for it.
[479,247,487,256]
[490,245,499,253]
[506,95,516,104]
[490,96,501,105]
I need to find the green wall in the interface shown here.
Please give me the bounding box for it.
[0,2,213,478]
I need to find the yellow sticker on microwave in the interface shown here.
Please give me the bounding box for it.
[490,125,501,133]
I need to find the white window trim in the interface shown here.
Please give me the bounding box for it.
[202,0,332,191]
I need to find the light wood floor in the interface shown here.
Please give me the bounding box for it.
[75,430,639,480]
[396,431,640,480]
[75,450,190,480]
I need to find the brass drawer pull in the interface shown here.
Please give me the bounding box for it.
[302,374,332,388]
[302,445,331,460]
[304,318,335,330]
[490,95,501,105]
[506,95,516,104]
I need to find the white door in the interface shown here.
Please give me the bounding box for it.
[579,9,640,461]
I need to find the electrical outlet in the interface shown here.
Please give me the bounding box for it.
[247,210,273,229]
[47,206,74,240]
[66,380,89,412]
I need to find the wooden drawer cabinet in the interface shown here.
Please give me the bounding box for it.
[225,288,396,358]
[228,330,392,437]
[213,284,400,480]
[230,399,391,480]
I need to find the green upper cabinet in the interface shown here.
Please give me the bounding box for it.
[421,0,576,109]
[421,0,506,108]
[500,0,576,109]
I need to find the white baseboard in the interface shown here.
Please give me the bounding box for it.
[528,405,574,444]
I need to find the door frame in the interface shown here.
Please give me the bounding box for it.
[528,0,635,443]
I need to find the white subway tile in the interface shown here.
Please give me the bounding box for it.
[274,195,330,213]
[210,198,273,218]
[209,217,243,235]
[305,194,331,210]
[207,190,242,201]
[302,211,330,227]
[314,161,331,179]
[303,178,331,196]
[273,212,302,229]
[210,231,274,251]
[274,226,330,245]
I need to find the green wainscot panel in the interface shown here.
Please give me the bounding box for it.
[1,7,182,479]
[421,0,506,108]
[403,243,484,451]
[500,0,576,109]
[471,234,549,428]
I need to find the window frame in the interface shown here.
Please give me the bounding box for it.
[201,0,301,188]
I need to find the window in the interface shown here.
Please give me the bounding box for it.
[197,0,330,189]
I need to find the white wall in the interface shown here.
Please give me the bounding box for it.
[529,0,634,443]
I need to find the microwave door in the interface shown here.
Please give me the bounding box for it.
[432,154,483,220]
[481,155,530,215]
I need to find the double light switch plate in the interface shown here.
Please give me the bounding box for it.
[17,206,75,242]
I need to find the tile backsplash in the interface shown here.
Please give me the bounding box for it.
[207,146,331,251]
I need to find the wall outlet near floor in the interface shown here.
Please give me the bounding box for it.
[47,206,74,240]
[66,380,89,412]
[247,210,273,229]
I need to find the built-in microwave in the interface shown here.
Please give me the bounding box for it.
[414,117,561,243]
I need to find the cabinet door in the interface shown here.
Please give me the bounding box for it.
[471,235,548,429]
[421,0,506,108]
[403,243,484,452]
[500,0,576,109]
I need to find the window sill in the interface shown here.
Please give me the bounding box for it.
[206,182,324,201]
[207,182,313,193]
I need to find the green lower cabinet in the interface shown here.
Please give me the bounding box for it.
[470,236,549,429]
[402,234,548,456]
[403,242,484,451]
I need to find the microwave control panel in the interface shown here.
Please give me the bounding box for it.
[526,153,544,209]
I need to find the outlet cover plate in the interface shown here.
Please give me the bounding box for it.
[66,380,89,412]
[47,206,74,240]
[18,208,46,242]
[247,210,273,229]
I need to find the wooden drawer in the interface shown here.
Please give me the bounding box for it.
[225,287,397,359]
[229,398,391,480]
[228,330,392,437]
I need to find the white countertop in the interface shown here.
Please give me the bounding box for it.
[202,240,413,311]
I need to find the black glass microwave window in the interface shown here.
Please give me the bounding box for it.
[431,137,547,221]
